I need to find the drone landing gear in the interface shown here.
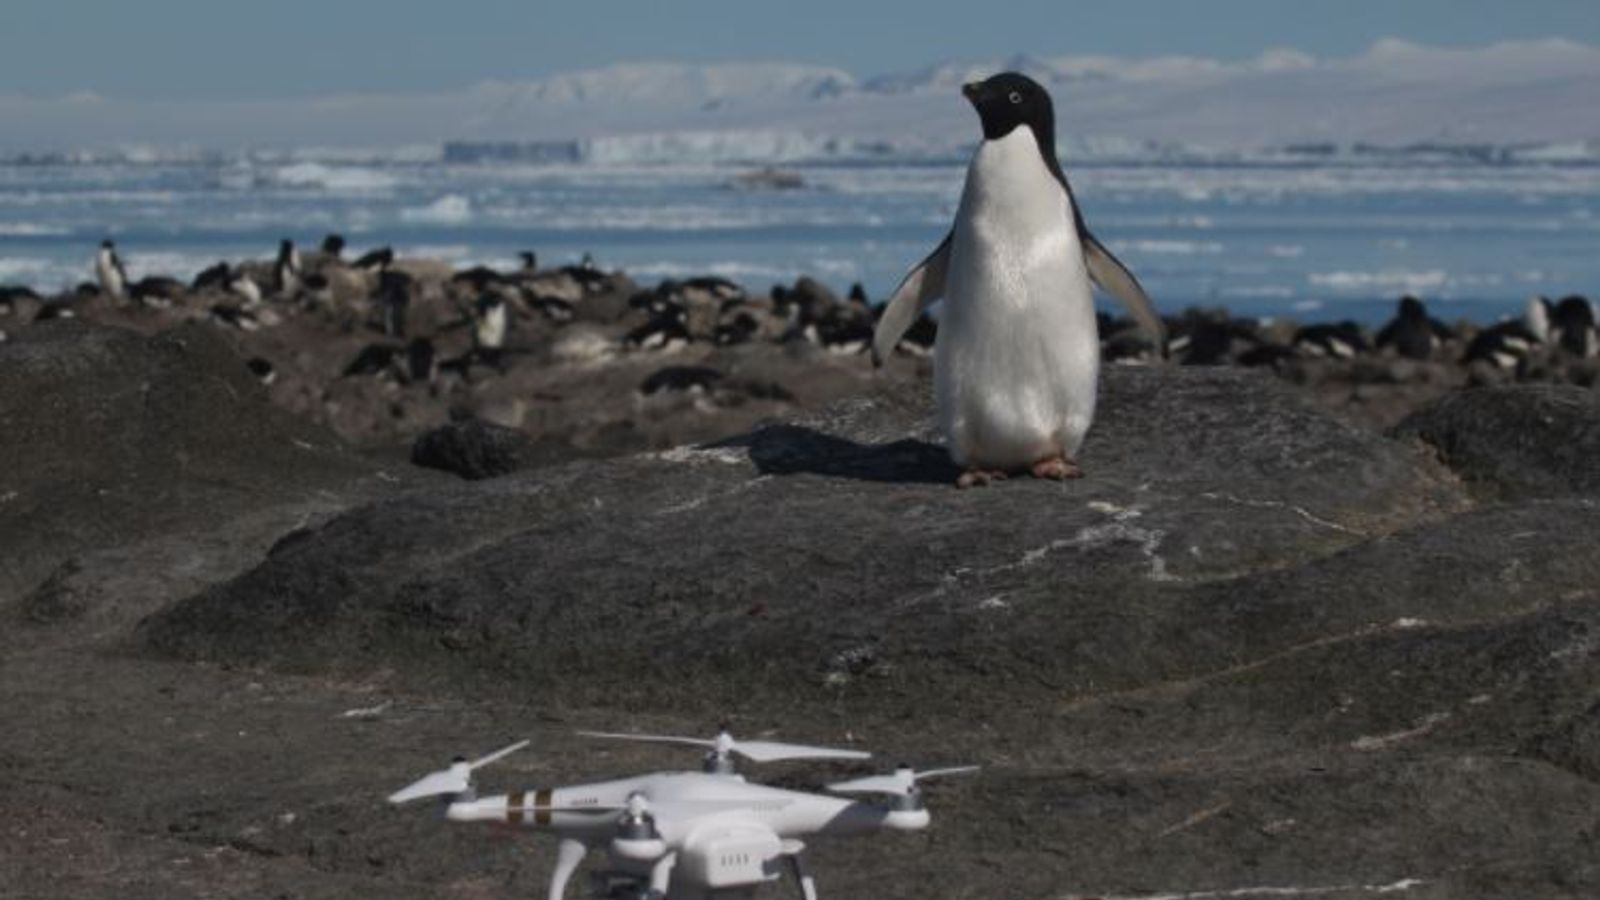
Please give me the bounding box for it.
[549,838,588,900]
[648,852,678,899]
[583,854,680,900]
[782,840,818,900]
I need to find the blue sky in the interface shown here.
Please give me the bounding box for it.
[2,0,1597,99]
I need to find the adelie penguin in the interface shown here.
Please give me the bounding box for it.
[353,246,394,272]
[1375,295,1451,361]
[473,293,509,371]
[94,239,128,303]
[130,275,186,308]
[274,238,302,297]
[227,269,263,307]
[1293,321,1368,359]
[246,357,277,386]
[191,261,232,292]
[871,72,1164,487]
[378,270,412,338]
[0,285,40,317]
[1461,319,1542,372]
[1549,295,1597,358]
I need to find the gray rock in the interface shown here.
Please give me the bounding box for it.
[411,417,535,480]
[131,366,1600,898]
[1395,384,1600,499]
[0,343,1588,899]
[142,365,1468,698]
[0,321,421,604]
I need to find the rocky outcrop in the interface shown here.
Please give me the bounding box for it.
[1395,384,1600,499]
[142,366,1474,695]
[131,364,1600,898]
[0,321,421,606]
[6,325,1597,899]
[410,416,536,480]
[135,356,1600,898]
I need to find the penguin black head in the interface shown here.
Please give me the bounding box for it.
[321,234,345,257]
[100,238,115,250]
[962,72,1055,143]
[246,356,275,384]
[1397,295,1426,320]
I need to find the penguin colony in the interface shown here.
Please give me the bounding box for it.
[2,226,1595,470]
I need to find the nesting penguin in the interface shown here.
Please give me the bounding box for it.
[870,72,1163,486]
[1375,295,1450,361]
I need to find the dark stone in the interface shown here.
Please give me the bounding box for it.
[410,417,534,480]
[1394,384,1600,499]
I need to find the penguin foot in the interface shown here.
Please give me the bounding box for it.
[956,468,1009,489]
[1029,456,1083,481]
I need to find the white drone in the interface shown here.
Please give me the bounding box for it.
[387,727,976,900]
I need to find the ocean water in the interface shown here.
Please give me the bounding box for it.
[2,151,1597,325]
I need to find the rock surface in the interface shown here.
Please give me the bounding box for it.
[142,367,1471,697]
[0,321,424,605]
[1395,384,1600,500]
[134,366,1600,897]
[6,329,1600,900]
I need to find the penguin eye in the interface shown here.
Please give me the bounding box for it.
[1008,91,1022,104]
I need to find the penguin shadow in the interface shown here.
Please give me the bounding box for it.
[709,425,959,485]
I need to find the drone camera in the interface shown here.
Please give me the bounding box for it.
[681,824,783,889]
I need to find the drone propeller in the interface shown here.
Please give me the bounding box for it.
[828,764,980,796]
[501,795,790,818]
[577,727,869,766]
[388,739,530,804]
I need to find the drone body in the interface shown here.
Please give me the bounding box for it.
[388,729,973,900]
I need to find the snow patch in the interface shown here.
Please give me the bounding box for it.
[400,195,473,225]
[1309,269,1449,292]
[270,162,398,192]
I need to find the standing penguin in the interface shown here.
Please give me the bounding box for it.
[1550,295,1597,358]
[871,72,1163,487]
[474,293,509,371]
[274,238,302,297]
[94,239,128,303]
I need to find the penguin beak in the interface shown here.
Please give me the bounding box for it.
[961,82,981,102]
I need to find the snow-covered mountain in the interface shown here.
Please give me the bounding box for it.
[475,62,857,106]
[3,39,1598,160]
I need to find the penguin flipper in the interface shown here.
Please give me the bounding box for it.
[1083,232,1166,358]
[871,232,951,367]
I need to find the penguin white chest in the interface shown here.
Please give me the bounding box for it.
[477,303,507,348]
[936,127,1100,469]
